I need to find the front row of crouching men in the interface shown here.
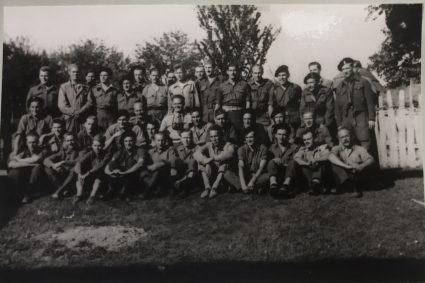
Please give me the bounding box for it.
[8,117,374,205]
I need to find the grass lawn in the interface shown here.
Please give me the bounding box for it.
[0,170,424,282]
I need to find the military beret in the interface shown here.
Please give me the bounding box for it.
[337,57,354,71]
[274,65,289,77]
[214,108,227,118]
[99,66,113,76]
[303,72,321,84]
[270,106,285,119]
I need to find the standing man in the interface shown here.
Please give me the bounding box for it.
[249,65,274,127]
[142,68,169,122]
[328,127,374,197]
[269,65,302,138]
[300,72,335,130]
[308,61,333,89]
[117,75,141,115]
[85,69,97,90]
[334,57,376,151]
[194,65,206,82]
[168,64,200,113]
[58,64,93,134]
[217,63,251,131]
[198,60,221,123]
[131,65,147,94]
[39,118,65,154]
[26,66,60,117]
[165,70,177,88]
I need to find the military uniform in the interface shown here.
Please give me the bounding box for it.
[294,124,334,148]
[239,123,270,147]
[58,81,93,134]
[168,80,200,113]
[77,128,101,156]
[26,83,60,117]
[142,83,169,121]
[217,80,251,131]
[234,144,269,190]
[334,74,375,150]
[159,112,192,144]
[74,149,111,187]
[293,145,330,189]
[43,147,79,192]
[40,133,63,154]
[197,77,221,122]
[117,91,141,115]
[300,85,335,128]
[191,123,212,146]
[90,84,118,129]
[249,78,274,126]
[206,124,239,145]
[267,142,298,182]
[14,113,53,152]
[269,82,302,135]
[104,123,147,151]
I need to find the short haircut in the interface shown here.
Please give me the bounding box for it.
[227,62,239,71]
[195,64,205,70]
[86,69,96,75]
[172,94,185,102]
[120,130,137,145]
[64,132,75,139]
[149,67,160,74]
[131,65,145,73]
[85,115,97,122]
[92,134,105,145]
[273,124,291,136]
[302,111,315,119]
[242,126,255,137]
[252,65,264,72]
[39,66,51,73]
[146,119,159,129]
[337,127,351,136]
[26,132,39,141]
[308,61,322,71]
[353,60,362,68]
[208,125,222,135]
[242,109,256,119]
[52,118,64,127]
[270,107,285,119]
[115,109,130,120]
[119,75,132,87]
[303,72,321,84]
[27,96,44,108]
[301,129,314,138]
[99,66,113,77]
[191,107,202,114]
[68,63,78,71]
[173,64,185,72]
[214,108,227,118]
[154,131,166,139]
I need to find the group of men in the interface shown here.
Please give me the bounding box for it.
[8,57,378,205]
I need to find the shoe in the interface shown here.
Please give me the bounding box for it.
[21,195,30,204]
[270,183,279,197]
[310,182,322,195]
[209,189,218,199]
[86,196,95,205]
[349,191,363,198]
[51,193,59,200]
[72,195,82,205]
[322,187,332,194]
[201,189,210,199]
[279,184,290,195]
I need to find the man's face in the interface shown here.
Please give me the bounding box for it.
[251,66,263,82]
[353,65,361,74]
[64,135,75,149]
[276,72,289,84]
[303,132,314,149]
[92,140,102,154]
[124,136,135,150]
[214,114,226,127]
[167,72,176,85]
[243,113,253,128]
[86,72,95,84]
[306,78,318,92]
[146,123,156,140]
[39,71,49,85]
[52,123,63,136]
[204,64,213,77]
[99,71,109,84]
[134,69,144,83]
[195,67,205,80]
[26,136,38,152]
[338,129,352,147]
[209,130,220,146]
[85,118,95,133]
[275,129,288,145]
[309,64,320,75]
[117,116,128,129]
[227,66,238,80]
[154,134,165,150]
[122,79,131,92]
[172,98,183,113]
[150,70,160,84]
[191,111,201,126]
[175,68,185,82]
[342,63,354,79]
[29,101,41,116]
[273,113,285,125]
[134,103,144,118]
[181,132,193,147]
[69,66,79,82]
[303,113,314,128]
[245,131,255,146]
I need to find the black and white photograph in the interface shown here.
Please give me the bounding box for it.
[0,2,424,282]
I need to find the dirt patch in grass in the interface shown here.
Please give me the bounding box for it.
[37,226,148,252]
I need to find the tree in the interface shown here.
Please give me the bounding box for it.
[367,4,421,88]
[51,39,131,84]
[196,5,281,78]
[134,31,202,75]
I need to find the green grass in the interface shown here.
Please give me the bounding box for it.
[0,172,424,270]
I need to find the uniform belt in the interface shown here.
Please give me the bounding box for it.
[222,105,243,111]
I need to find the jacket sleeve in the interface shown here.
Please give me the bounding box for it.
[58,84,74,115]
[325,89,335,127]
[363,79,376,121]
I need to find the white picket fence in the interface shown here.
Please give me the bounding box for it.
[375,87,423,169]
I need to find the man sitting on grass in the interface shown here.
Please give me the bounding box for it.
[39,118,64,155]
[77,115,101,157]
[328,127,374,198]
[194,125,237,199]
[190,108,212,146]
[236,127,269,194]
[8,133,47,204]
[268,124,298,197]
[293,129,330,195]
[294,111,334,148]
[172,130,199,198]
[44,132,80,199]
[104,131,146,201]
[74,134,111,205]
[267,107,286,143]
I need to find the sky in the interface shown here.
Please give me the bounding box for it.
[3,4,387,85]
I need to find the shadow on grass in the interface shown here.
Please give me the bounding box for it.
[0,176,21,230]
[1,258,425,282]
